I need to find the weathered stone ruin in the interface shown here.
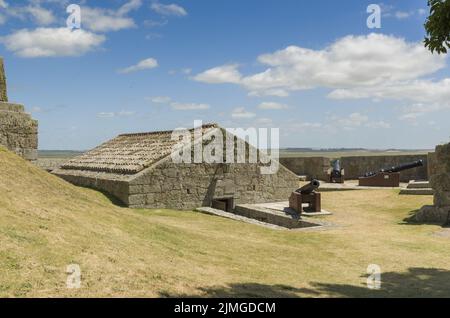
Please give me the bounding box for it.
[415,143,450,223]
[53,124,298,210]
[0,57,38,161]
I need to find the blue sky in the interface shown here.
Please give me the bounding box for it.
[0,0,449,150]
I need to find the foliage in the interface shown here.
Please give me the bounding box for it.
[424,0,450,54]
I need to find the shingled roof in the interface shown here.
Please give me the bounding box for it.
[61,124,218,174]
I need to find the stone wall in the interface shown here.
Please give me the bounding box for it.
[340,154,428,182]
[53,169,131,205]
[0,58,7,102]
[0,58,38,161]
[416,143,450,223]
[427,152,437,179]
[279,154,428,181]
[128,159,298,210]
[279,157,330,181]
[36,158,70,172]
[0,102,38,161]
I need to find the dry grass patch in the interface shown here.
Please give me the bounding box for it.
[1,148,449,297]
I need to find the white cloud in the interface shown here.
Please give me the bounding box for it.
[366,121,391,129]
[119,58,159,74]
[170,102,210,110]
[97,110,136,118]
[0,0,8,9]
[395,11,411,19]
[0,27,105,58]
[146,96,209,110]
[328,79,450,108]
[381,4,427,20]
[117,0,142,16]
[255,117,273,125]
[336,112,369,130]
[150,2,187,16]
[327,113,391,130]
[231,107,256,119]
[25,5,56,25]
[149,96,172,104]
[193,34,446,97]
[258,102,288,110]
[193,64,242,84]
[81,1,142,32]
[97,112,115,118]
[82,8,136,32]
[4,4,56,26]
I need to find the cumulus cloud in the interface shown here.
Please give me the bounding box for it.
[231,107,256,119]
[326,113,392,131]
[119,58,159,74]
[194,33,446,98]
[149,96,172,103]
[4,3,56,26]
[366,121,391,129]
[193,64,242,84]
[150,2,187,16]
[170,102,209,110]
[25,5,56,25]
[146,96,209,110]
[258,102,288,110]
[0,27,105,58]
[82,0,142,32]
[97,110,136,118]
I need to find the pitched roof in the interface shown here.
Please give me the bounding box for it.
[61,124,218,174]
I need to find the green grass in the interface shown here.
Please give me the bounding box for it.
[1,147,450,297]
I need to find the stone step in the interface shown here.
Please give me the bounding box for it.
[233,204,321,229]
[407,181,431,189]
[399,188,434,195]
[196,207,291,230]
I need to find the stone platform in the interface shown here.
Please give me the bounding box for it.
[399,180,434,195]
[197,201,333,230]
[316,180,408,191]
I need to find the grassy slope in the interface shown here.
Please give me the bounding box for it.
[1,148,450,297]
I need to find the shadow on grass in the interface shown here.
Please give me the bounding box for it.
[159,283,320,298]
[401,209,425,225]
[402,209,449,227]
[307,267,450,298]
[161,268,450,298]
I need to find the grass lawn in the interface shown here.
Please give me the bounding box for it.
[1,147,449,298]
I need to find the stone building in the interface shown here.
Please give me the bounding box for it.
[416,143,450,223]
[53,124,298,210]
[0,57,38,161]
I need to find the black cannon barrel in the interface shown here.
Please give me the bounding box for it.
[296,179,320,195]
[381,160,424,173]
[332,159,341,172]
[331,159,342,178]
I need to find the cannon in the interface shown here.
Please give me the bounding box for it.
[289,180,321,214]
[359,160,424,187]
[328,159,344,183]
